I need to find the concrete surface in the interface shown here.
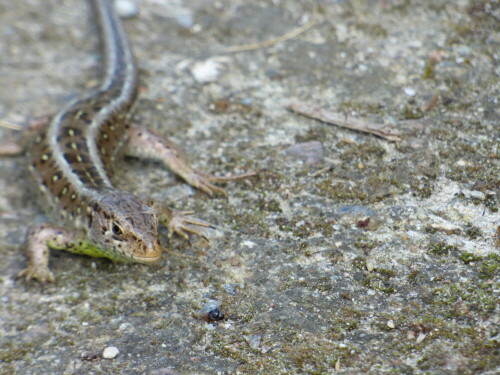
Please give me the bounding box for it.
[0,0,498,374]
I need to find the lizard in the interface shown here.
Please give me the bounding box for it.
[2,0,253,282]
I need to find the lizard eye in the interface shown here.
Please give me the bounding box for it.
[111,221,123,236]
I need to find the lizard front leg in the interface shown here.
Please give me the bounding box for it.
[124,124,255,197]
[18,223,76,283]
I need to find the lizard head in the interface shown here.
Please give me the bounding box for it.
[88,189,162,263]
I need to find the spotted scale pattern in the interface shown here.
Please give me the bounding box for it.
[27,0,137,228]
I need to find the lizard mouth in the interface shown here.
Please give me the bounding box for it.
[132,243,162,263]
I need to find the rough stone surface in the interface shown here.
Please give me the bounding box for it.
[0,0,498,374]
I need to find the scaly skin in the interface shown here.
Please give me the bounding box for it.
[16,0,253,282]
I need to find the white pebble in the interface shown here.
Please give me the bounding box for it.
[115,0,138,18]
[404,87,416,96]
[191,58,226,84]
[175,13,194,29]
[102,346,119,359]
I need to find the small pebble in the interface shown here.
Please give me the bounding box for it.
[175,13,194,29]
[191,59,225,84]
[387,319,395,329]
[404,87,416,96]
[102,346,119,359]
[115,0,138,18]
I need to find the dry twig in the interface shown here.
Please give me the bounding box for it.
[286,101,402,142]
[220,17,316,54]
[0,120,23,131]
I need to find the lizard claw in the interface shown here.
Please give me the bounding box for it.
[17,266,55,283]
[181,171,228,197]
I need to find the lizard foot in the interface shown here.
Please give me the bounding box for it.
[166,210,214,241]
[185,171,257,198]
[18,265,55,283]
